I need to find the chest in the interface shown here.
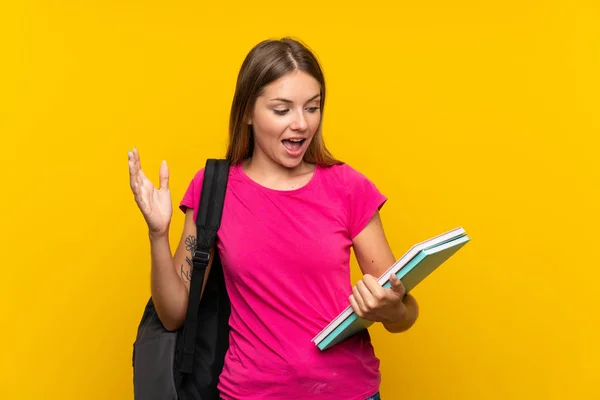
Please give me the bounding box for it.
[215,188,353,283]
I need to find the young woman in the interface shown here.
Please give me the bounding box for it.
[128,37,419,400]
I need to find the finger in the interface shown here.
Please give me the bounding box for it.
[128,155,136,190]
[362,274,386,300]
[129,149,139,178]
[389,274,406,297]
[128,150,147,208]
[131,147,139,180]
[138,166,149,187]
[134,147,142,171]
[136,166,144,190]
[159,160,169,190]
[352,285,367,312]
[136,167,147,200]
[129,165,142,199]
[131,174,142,197]
[349,294,365,318]
[356,280,375,311]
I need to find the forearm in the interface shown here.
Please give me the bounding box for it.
[383,293,419,333]
[149,231,188,331]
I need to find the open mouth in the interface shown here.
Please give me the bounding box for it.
[282,138,306,152]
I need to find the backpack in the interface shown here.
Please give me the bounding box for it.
[132,159,231,400]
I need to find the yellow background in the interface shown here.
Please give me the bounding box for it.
[1,1,599,399]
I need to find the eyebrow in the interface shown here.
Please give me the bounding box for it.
[269,93,321,103]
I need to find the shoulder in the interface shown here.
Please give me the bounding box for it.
[319,162,377,190]
[180,160,234,206]
[180,162,240,201]
[189,167,207,185]
[183,167,208,198]
[184,161,238,191]
[179,167,205,214]
[319,163,387,238]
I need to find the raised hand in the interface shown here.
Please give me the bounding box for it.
[128,147,173,237]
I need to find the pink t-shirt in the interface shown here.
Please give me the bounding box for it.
[180,162,387,400]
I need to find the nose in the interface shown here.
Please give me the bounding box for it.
[290,109,308,132]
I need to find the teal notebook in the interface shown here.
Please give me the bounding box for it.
[312,227,471,351]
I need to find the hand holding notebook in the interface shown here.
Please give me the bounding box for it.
[348,273,409,325]
[313,227,471,351]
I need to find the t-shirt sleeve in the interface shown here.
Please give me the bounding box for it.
[179,168,205,222]
[342,164,388,239]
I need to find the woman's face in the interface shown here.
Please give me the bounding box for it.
[249,70,322,169]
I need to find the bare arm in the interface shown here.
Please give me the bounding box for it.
[149,208,196,331]
[351,211,419,333]
[128,148,207,331]
[352,211,396,278]
[151,207,215,331]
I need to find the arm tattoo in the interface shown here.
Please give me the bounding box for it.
[181,264,192,282]
[181,235,197,283]
[185,235,197,253]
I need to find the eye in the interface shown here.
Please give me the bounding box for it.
[306,107,320,113]
[273,109,289,115]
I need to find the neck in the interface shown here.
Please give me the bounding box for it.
[244,152,312,179]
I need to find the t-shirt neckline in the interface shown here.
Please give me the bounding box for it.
[234,162,321,195]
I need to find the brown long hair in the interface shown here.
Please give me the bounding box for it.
[226,37,341,166]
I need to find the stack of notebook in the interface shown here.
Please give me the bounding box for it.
[312,227,471,351]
